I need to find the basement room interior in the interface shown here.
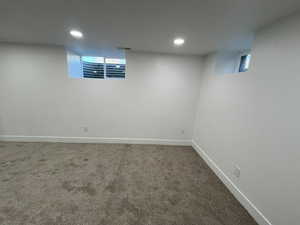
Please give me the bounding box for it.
[0,1,300,225]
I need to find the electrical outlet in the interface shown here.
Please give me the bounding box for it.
[81,127,89,133]
[233,165,241,179]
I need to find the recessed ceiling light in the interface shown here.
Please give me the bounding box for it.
[173,38,185,46]
[70,30,83,39]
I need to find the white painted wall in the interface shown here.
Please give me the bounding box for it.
[193,13,300,225]
[214,51,241,75]
[0,43,202,143]
[67,51,83,78]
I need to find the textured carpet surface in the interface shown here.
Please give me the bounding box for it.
[0,142,258,225]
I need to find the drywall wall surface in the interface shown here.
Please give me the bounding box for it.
[67,51,83,78]
[0,44,202,142]
[193,13,300,225]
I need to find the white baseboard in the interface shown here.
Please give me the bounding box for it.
[0,135,191,146]
[192,140,272,225]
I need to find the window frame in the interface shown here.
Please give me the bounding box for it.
[80,56,126,79]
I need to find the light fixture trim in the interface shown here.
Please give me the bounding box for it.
[70,29,83,39]
[173,38,185,46]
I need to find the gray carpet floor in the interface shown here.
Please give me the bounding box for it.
[0,142,258,225]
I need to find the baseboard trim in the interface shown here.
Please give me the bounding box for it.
[0,135,191,146]
[191,140,272,225]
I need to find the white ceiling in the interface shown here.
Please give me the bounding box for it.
[0,0,299,56]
